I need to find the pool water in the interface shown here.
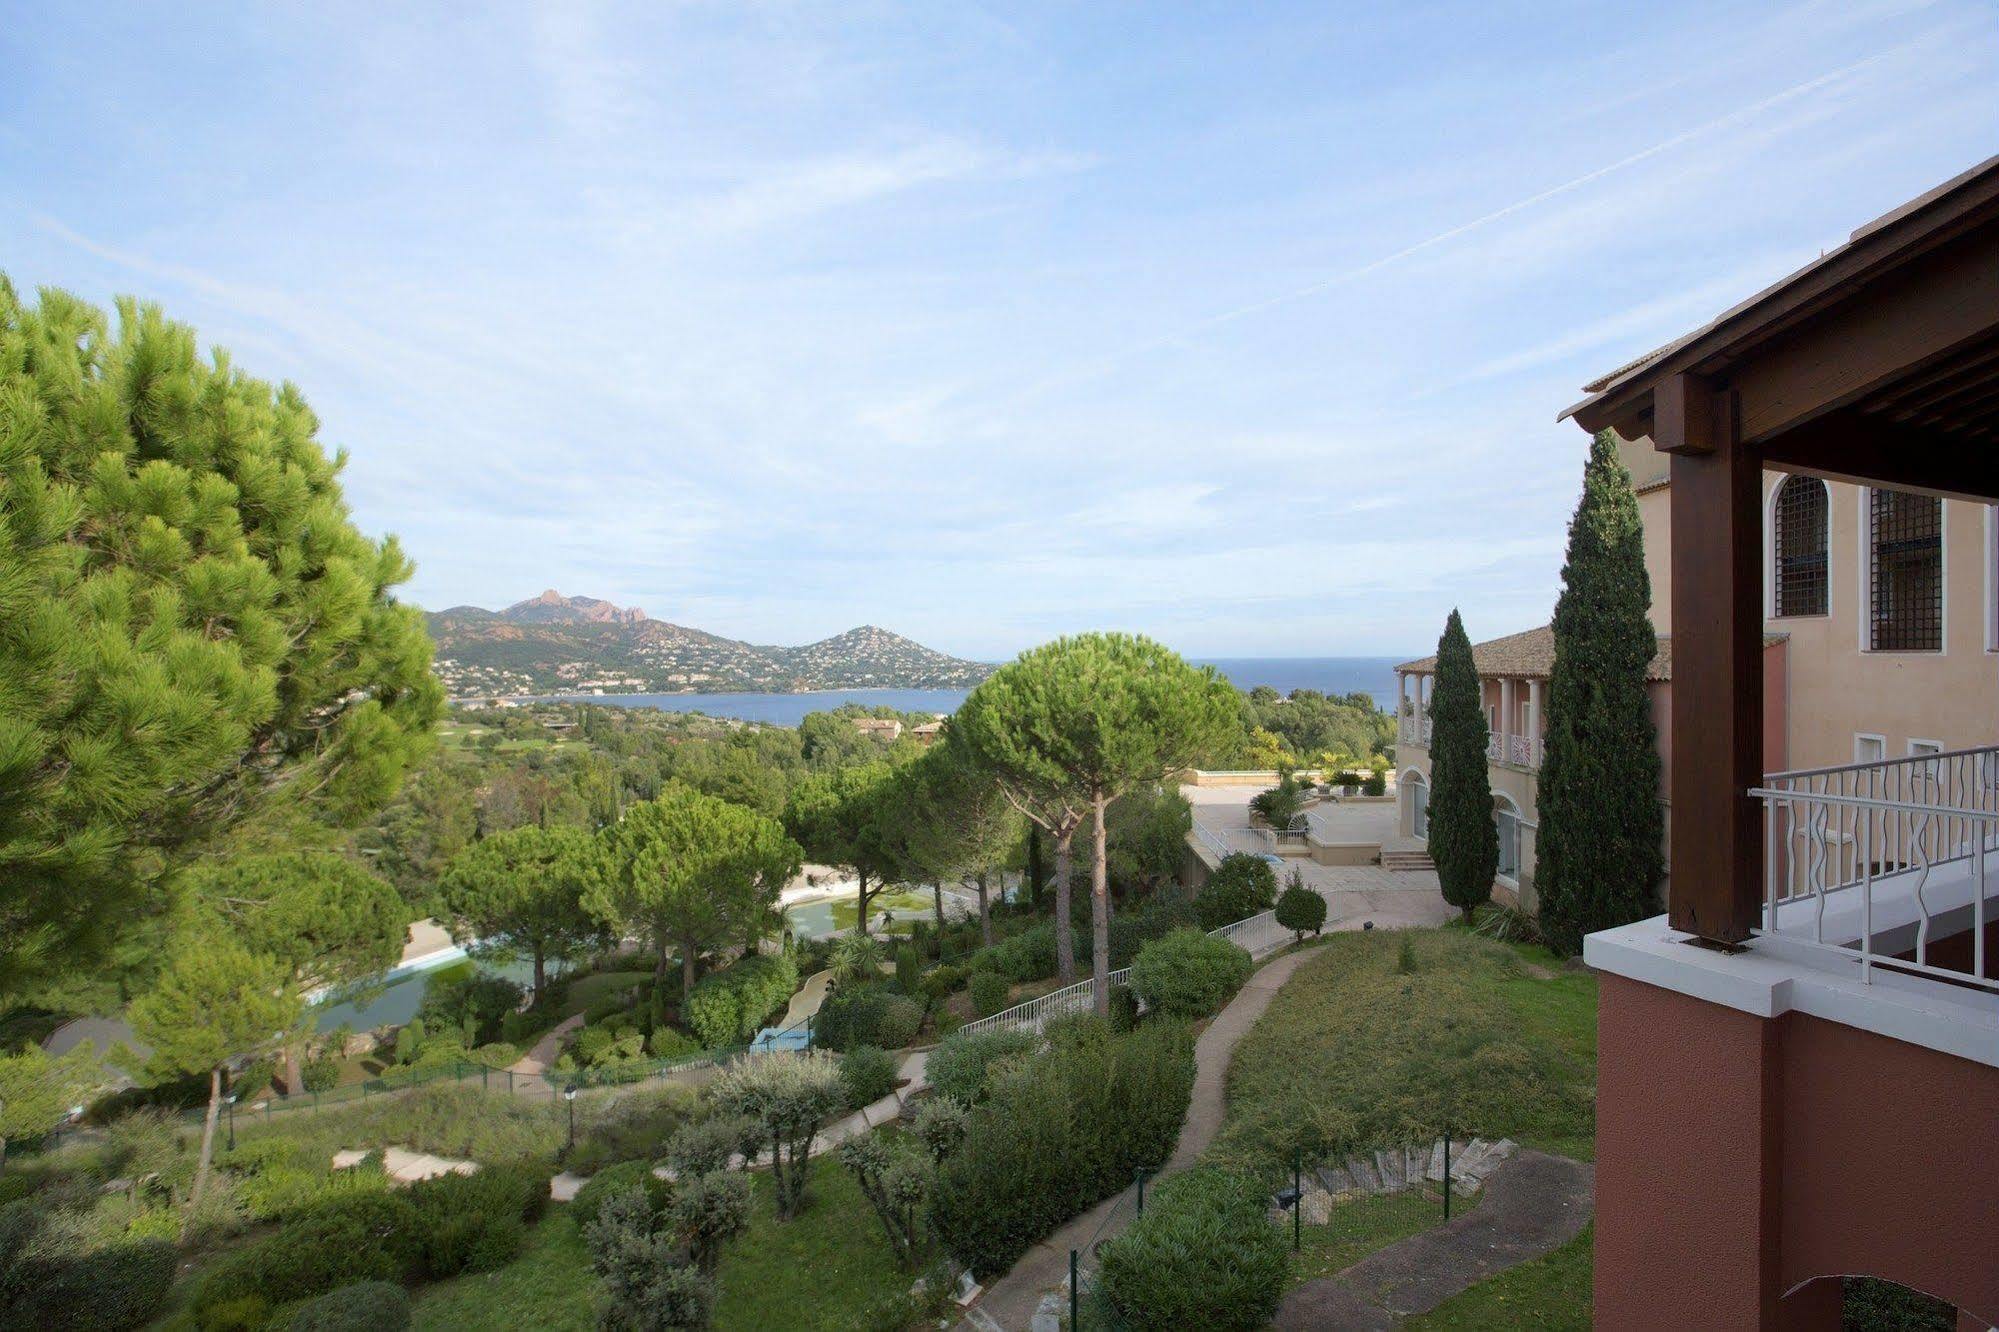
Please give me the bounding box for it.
[310,957,539,1032]
[783,890,934,940]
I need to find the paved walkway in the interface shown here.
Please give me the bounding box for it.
[965,946,1322,1331]
[510,1014,585,1077]
[1271,1150,1595,1330]
[776,968,834,1031]
[331,1145,478,1182]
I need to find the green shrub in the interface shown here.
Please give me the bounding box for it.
[471,1042,521,1070]
[647,1026,702,1060]
[913,1096,968,1161]
[418,971,525,1049]
[1275,881,1327,939]
[394,1018,426,1065]
[1361,771,1387,797]
[925,1028,1040,1105]
[234,1158,388,1223]
[288,1280,412,1331]
[966,921,1058,982]
[3,1237,177,1330]
[932,1019,1194,1279]
[1130,929,1252,1019]
[300,1055,341,1094]
[1107,983,1140,1033]
[671,1168,751,1275]
[872,995,923,1050]
[1095,1167,1286,1331]
[920,964,966,1000]
[810,985,885,1053]
[894,945,922,993]
[582,989,640,1028]
[683,953,799,1048]
[1195,854,1277,929]
[968,970,1011,1018]
[571,1159,674,1234]
[195,1191,422,1314]
[840,1046,899,1109]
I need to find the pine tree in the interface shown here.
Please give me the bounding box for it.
[1428,610,1497,923]
[0,280,442,997]
[1535,432,1665,954]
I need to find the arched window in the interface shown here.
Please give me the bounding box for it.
[1869,488,1942,651]
[1772,476,1828,617]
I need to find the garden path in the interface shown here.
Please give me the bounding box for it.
[1270,1150,1594,1330]
[510,1014,585,1078]
[964,945,1320,1331]
[775,968,835,1032]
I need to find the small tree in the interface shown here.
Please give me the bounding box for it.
[709,1052,845,1219]
[672,1170,751,1275]
[440,824,608,1003]
[127,935,302,1227]
[1274,874,1327,941]
[0,1042,103,1173]
[838,1134,931,1267]
[593,784,802,1003]
[1536,432,1666,954]
[189,851,410,1093]
[1427,610,1497,923]
[954,634,1238,1014]
[783,763,902,939]
[586,1186,712,1329]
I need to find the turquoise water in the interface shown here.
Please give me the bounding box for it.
[310,957,538,1033]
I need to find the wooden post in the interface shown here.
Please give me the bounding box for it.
[1662,376,1763,943]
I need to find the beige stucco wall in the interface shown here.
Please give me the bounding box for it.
[1394,729,1541,914]
[1629,428,1998,769]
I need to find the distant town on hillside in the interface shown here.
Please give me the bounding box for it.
[425,590,996,697]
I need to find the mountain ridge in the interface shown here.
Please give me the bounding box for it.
[425,593,992,698]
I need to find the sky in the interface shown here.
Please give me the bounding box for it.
[2,2,1994,661]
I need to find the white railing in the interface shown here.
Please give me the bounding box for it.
[1485,734,1501,763]
[1752,743,1998,994]
[1506,734,1536,768]
[959,904,1298,1038]
[1422,717,1432,745]
[1192,822,1232,863]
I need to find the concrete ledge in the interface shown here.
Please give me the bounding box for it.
[1585,915,1999,1068]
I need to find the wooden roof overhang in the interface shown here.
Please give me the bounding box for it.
[1563,154,1999,500]
[1560,156,1999,947]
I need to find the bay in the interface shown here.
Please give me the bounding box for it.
[530,656,1406,727]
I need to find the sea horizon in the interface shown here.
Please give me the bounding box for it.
[487,655,1407,727]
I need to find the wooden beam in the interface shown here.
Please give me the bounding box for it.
[1759,409,1999,502]
[1655,373,1720,455]
[1668,389,1762,944]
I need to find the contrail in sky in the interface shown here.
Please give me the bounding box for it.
[1007,41,1909,404]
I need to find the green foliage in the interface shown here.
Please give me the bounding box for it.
[1536,432,1665,955]
[1129,928,1252,1018]
[572,1160,675,1235]
[0,1212,177,1332]
[1249,771,1308,829]
[1397,934,1419,974]
[782,762,902,932]
[0,1040,102,1151]
[1361,770,1387,797]
[931,1017,1194,1279]
[924,1027,1040,1105]
[585,1185,712,1330]
[192,1190,424,1317]
[1208,930,1597,1170]
[592,783,802,1000]
[405,1163,548,1278]
[966,921,1056,982]
[396,1017,428,1065]
[671,1168,751,1275]
[1106,982,1139,1033]
[663,1114,749,1178]
[1103,783,1194,893]
[129,936,303,1084]
[300,1054,341,1093]
[232,1083,566,1165]
[0,281,442,993]
[1276,879,1327,939]
[288,1280,412,1332]
[440,824,607,998]
[912,1096,967,1161]
[1235,687,1394,768]
[893,944,921,992]
[1428,610,1498,922]
[683,952,798,1048]
[968,969,1011,1018]
[419,969,526,1048]
[836,1134,931,1268]
[1095,1166,1287,1332]
[1195,853,1278,929]
[828,932,883,984]
[565,1083,701,1176]
[838,1045,898,1109]
[709,1052,845,1219]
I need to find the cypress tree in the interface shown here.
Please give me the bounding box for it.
[1428,610,1497,923]
[1534,431,1665,955]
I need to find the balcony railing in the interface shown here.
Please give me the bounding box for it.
[1485,734,1501,762]
[1507,734,1536,768]
[1752,744,1997,994]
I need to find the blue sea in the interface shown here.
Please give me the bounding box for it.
[534,657,1404,727]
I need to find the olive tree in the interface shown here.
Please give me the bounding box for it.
[709,1051,845,1219]
[955,634,1238,1012]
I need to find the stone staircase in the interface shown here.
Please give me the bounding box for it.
[1380,847,1435,872]
[1276,1137,1517,1226]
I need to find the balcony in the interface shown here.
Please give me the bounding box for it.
[1752,745,1997,997]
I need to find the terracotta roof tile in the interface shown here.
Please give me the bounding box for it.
[1396,624,1783,683]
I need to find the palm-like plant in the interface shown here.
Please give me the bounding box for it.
[831,931,884,984]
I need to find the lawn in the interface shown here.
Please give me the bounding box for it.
[415,1210,600,1331]
[712,1149,921,1332]
[1400,1224,1594,1330]
[1287,1187,1461,1289]
[555,969,654,1019]
[1208,927,1597,1172]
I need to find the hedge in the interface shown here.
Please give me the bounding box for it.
[1195,854,1278,929]
[2,1236,177,1331]
[813,986,922,1052]
[840,1045,899,1109]
[925,1027,1041,1105]
[1129,928,1252,1019]
[932,1017,1195,1278]
[969,970,1011,1018]
[289,1280,413,1331]
[571,1159,675,1234]
[684,952,799,1048]
[1095,1166,1287,1330]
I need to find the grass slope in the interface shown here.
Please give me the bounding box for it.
[414,1210,599,1331]
[713,1152,916,1332]
[1209,928,1596,1170]
[1400,1224,1594,1330]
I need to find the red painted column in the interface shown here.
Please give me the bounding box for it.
[1593,973,1789,1330]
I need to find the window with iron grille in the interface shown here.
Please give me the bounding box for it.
[1869,488,1942,651]
[1772,476,1828,617]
